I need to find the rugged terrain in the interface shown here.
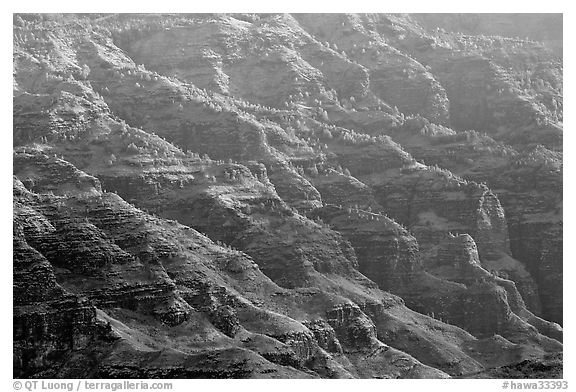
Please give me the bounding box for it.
[13,13,562,379]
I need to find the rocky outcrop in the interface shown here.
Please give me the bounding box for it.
[10,153,450,378]
[303,163,560,344]
[309,204,421,291]
[13,217,114,378]
[405,234,561,342]
[13,13,562,378]
[351,162,542,313]
[380,122,562,324]
[307,195,561,345]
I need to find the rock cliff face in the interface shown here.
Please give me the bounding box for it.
[379,120,562,324]
[13,13,562,378]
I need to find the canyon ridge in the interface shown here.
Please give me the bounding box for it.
[13,13,563,379]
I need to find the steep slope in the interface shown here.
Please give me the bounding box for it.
[291,13,563,323]
[13,13,562,378]
[412,14,563,56]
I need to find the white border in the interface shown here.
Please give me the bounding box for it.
[2,3,572,390]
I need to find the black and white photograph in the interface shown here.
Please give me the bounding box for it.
[8,5,568,386]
